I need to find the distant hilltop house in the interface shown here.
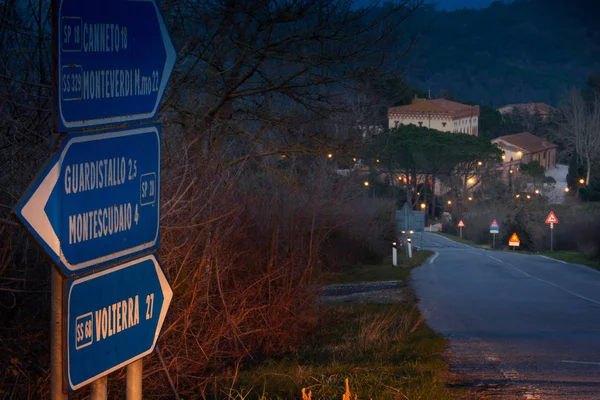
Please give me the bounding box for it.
[497,103,558,119]
[492,132,557,170]
[387,97,480,136]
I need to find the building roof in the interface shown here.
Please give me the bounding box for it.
[388,98,478,116]
[498,103,558,116]
[493,132,557,153]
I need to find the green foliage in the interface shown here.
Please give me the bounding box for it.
[406,1,600,105]
[372,125,502,176]
[520,161,545,179]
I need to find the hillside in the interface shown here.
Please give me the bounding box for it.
[404,0,600,106]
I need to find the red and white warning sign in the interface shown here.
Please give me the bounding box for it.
[457,220,465,227]
[545,211,559,224]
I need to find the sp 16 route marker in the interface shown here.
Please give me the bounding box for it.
[65,254,172,391]
[13,125,160,276]
[55,0,176,131]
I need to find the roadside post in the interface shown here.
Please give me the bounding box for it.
[545,211,559,251]
[392,242,398,267]
[407,236,413,258]
[509,233,520,251]
[489,220,500,249]
[458,220,465,239]
[12,1,176,399]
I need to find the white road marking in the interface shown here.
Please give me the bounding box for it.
[507,263,600,306]
[487,254,503,263]
[429,252,439,264]
[539,255,567,264]
[437,234,470,248]
[559,360,600,365]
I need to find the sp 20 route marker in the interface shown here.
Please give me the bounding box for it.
[13,125,161,276]
[56,0,176,132]
[65,254,172,391]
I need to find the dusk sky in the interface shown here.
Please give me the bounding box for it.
[427,0,512,10]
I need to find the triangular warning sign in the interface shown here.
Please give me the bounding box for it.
[545,211,559,224]
[490,219,499,229]
[458,220,465,227]
[509,232,520,245]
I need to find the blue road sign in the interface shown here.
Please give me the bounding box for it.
[65,254,172,391]
[490,227,499,234]
[13,125,160,275]
[56,0,176,132]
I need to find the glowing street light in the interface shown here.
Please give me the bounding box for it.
[363,181,369,187]
[517,151,523,158]
[526,194,531,199]
[477,161,483,166]
[376,159,380,163]
[565,187,570,193]
[501,154,506,160]
[420,203,426,209]
[516,194,520,198]
[509,169,514,174]
[328,153,333,158]
[468,196,473,201]
[534,189,540,194]
[579,178,585,185]
[447,200,452,205]
[467,178,475,184]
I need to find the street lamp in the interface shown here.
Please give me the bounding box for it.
[477,161,483,166]
[526,194,531,199]
[509,169,514,174]
[467,178,475,184]
[565,187,570,193]
[534,189,540,194]
[363,181,369,187]
[468,196,473,201]
[447,200,452,205]
[328,153,333,158]
[517,151,523,158]
[579,178,585,185]
[420,203,426,209]
[516,194,520,198]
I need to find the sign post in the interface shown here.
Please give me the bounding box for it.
[509,232,520,250]
[458,220,465,239]
[489,219,500,249]
[392,242,398,267]
[11,1,176,398]
[545,211,559,251]
[65,254,172,392]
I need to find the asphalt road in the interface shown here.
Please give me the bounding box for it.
[411,232,600,399]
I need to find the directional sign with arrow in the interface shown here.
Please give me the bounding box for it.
[55,0,176,131]
[65,254,172,391]
[13,125,160,275]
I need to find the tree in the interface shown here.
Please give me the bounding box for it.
[559,90,600,185]
[370,125,502,215]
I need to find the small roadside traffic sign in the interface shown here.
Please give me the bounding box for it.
[65,254,172,391]
[490,219,500,229]
[545,211,559,225]
[457,220,465,227]
[509,232,520,247]
[13,125,161,275]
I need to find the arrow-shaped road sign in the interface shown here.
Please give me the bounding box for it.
[65,254,172,391]
[13,125,160,275]
[55,0,176,131]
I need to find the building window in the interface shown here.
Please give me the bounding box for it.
[442,122,447,127]
[418,121,423,126]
